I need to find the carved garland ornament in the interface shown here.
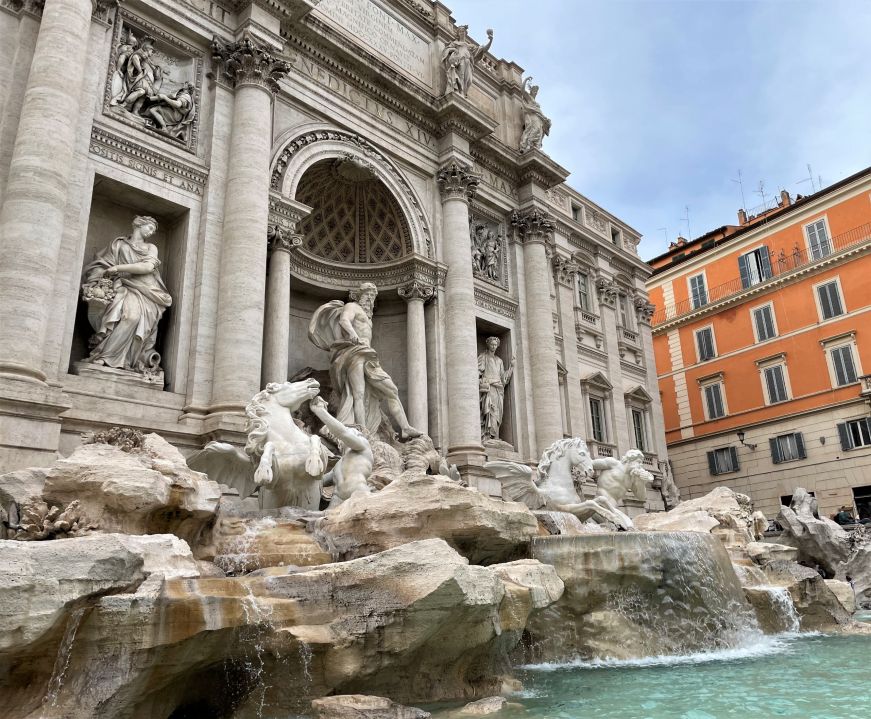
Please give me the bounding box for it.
[271,130,433,258]
[211,33,291,93]
[436,161,480,202]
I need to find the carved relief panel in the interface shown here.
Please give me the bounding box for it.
[103,12,204,152]
[469,214,508,291]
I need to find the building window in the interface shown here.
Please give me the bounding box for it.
[618,293,633,330]
[577,272,591,312]
[689,273,708,309]
[589,397,606,442]
[837,418,871,451]
[695,326,716,362]
[701,380,726,420]
[611,226,621,246]
[707,446,739,475]
[830,344,859,386]
[571,204,582,222]
[770,432,806,464]
[815,279,844,320]
[805,218,832,260]
[738,246,772,288]
[762,363,789,404]
[853,485,871,522]
[752,303,777,342]
[631,408,647,452]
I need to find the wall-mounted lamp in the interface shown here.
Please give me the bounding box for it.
[737,429,757,450]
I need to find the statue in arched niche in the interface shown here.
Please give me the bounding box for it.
[80,215,172,381]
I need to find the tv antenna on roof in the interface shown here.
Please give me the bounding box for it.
[731,169,747,210]
[657,227,669,246]
[797,163,818,193]
[756,180,768,211]
[679,206,692,241]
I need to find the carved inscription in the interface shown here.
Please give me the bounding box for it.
[294,56,436,149]
[314,0,431,86]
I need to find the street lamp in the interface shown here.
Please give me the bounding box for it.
[737,429,757,450]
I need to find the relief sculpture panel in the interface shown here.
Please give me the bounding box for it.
[470,215,508,291]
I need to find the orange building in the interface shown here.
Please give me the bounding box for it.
[647,167,871,519]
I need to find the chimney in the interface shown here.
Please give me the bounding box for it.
[675,236,687,247]
[780,190,791,207]
[737,208,747,225]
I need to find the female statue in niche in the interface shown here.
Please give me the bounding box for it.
[80,216,172,379]
[478,336,514,441]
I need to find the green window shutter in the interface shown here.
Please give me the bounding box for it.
[837,422,851,451]
[738,254,751,289]
[795,433,806,459]
[770,437,782,464]
[707,451,718,475]
[759,246,772,279]
[729,446,739,471]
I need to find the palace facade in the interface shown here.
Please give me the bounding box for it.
[0,0,667,508]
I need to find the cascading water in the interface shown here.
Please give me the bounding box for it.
[43,607,86,709]
[745,585,802,634]
[524,532,763,662]
[763,586,801,632]
[215,516,277,575]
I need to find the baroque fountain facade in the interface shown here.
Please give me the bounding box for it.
[0,1,869,718]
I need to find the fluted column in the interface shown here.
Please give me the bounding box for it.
[0,0,97,382]
[399,280,434,433]
[262,226,301,386]
[436,161,483,459]
[209,34,290,410]
[513,208,563,454]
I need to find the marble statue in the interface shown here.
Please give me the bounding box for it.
[441,25,493,97]
[109,29,197,142]
[478,336,514,441]
[486,439,645,530]
[309,395,374,508]
[309,282,422,440]
[80,215,172,380]
[592,448,654,510]
[471,222,503,282]
[188,379,331,510]
[519,77,551,153]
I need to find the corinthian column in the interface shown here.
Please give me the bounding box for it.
[513,208,563,454]
[399,280,434,433]
[0,0,97,382]
[209,34,290,411]
[262,225,301,386]
[436,161,483,460]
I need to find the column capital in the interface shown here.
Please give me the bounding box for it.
[511,207,554,245]
[595,276,619,307]
[211,32,290,94]
[92,0,121,22]
[436,161,479,203]
[633,294,656,325]
[552,254,580,286]
[267,224,302,254]
[398,280,435,304]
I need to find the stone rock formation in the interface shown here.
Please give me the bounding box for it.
[43,432,220,545]
[761,560,852,631]
[634,486,754,544]
[311,695,431,719]
[777,489,850,576]
[824,579,857,614]
[312,474,539,564]
[745,541,798,565]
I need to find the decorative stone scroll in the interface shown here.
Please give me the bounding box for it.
[398,280,435,304]
[104,13,203,151]
[267,225,303,254]
[470,216,507,289]
[211,32,291,93]
[437,161,480,202]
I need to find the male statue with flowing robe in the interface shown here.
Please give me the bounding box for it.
[309,282,421,440]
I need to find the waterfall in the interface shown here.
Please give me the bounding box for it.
[756,586,801,633]
[215,516,276,576]
[526,532,763,662]
[43,607,86,708]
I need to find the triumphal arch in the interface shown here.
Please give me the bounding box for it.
[0,0,668,502]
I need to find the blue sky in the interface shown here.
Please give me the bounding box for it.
[456,0,871,259]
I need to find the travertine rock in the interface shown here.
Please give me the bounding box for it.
[825,579,857,614]
[777,502,849,576]
[313,474,538,564]
[4,539,559,719]
[311,695,430,719]
[745,541,798,565]
[762,560,851,631]
[840,529,871,607]
[43,433,220,545]
[113,534,201,580]
[634,486,753,544]
[454,696,517,715]
[0,467,47,508]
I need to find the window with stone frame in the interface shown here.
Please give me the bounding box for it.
[631,408,647,452]
[738,246,772,288]
[589,396,607,442]
[695,326,717,362]
[689,273,708,309]
[805,218,832,260]
[770,432,807,464]
[707,446,739,475]
[757,355,790,405]
[820,332,861,389]
[815,279,845,321]
[618,292,634,330]
[837,418,871,451]
[577,271,592,312]
[751,302,777,342]
[700,377,727,420]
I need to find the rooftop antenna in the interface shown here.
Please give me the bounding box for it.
[797,164,817,193]
[657,227,669,246]
[679,206,692,241]
[731,169,747,210]
[756,180,768,211]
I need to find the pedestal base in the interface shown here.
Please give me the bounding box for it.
[72,361,164,389]
[0,374,71,472]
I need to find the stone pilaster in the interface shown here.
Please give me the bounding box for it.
[0,0,95,382]
[208,33,290,411]
[436,161,483,465]
[262,225,302,386]
[513,207,563,455]
[399,280,434,434]
[553,254,584,436]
